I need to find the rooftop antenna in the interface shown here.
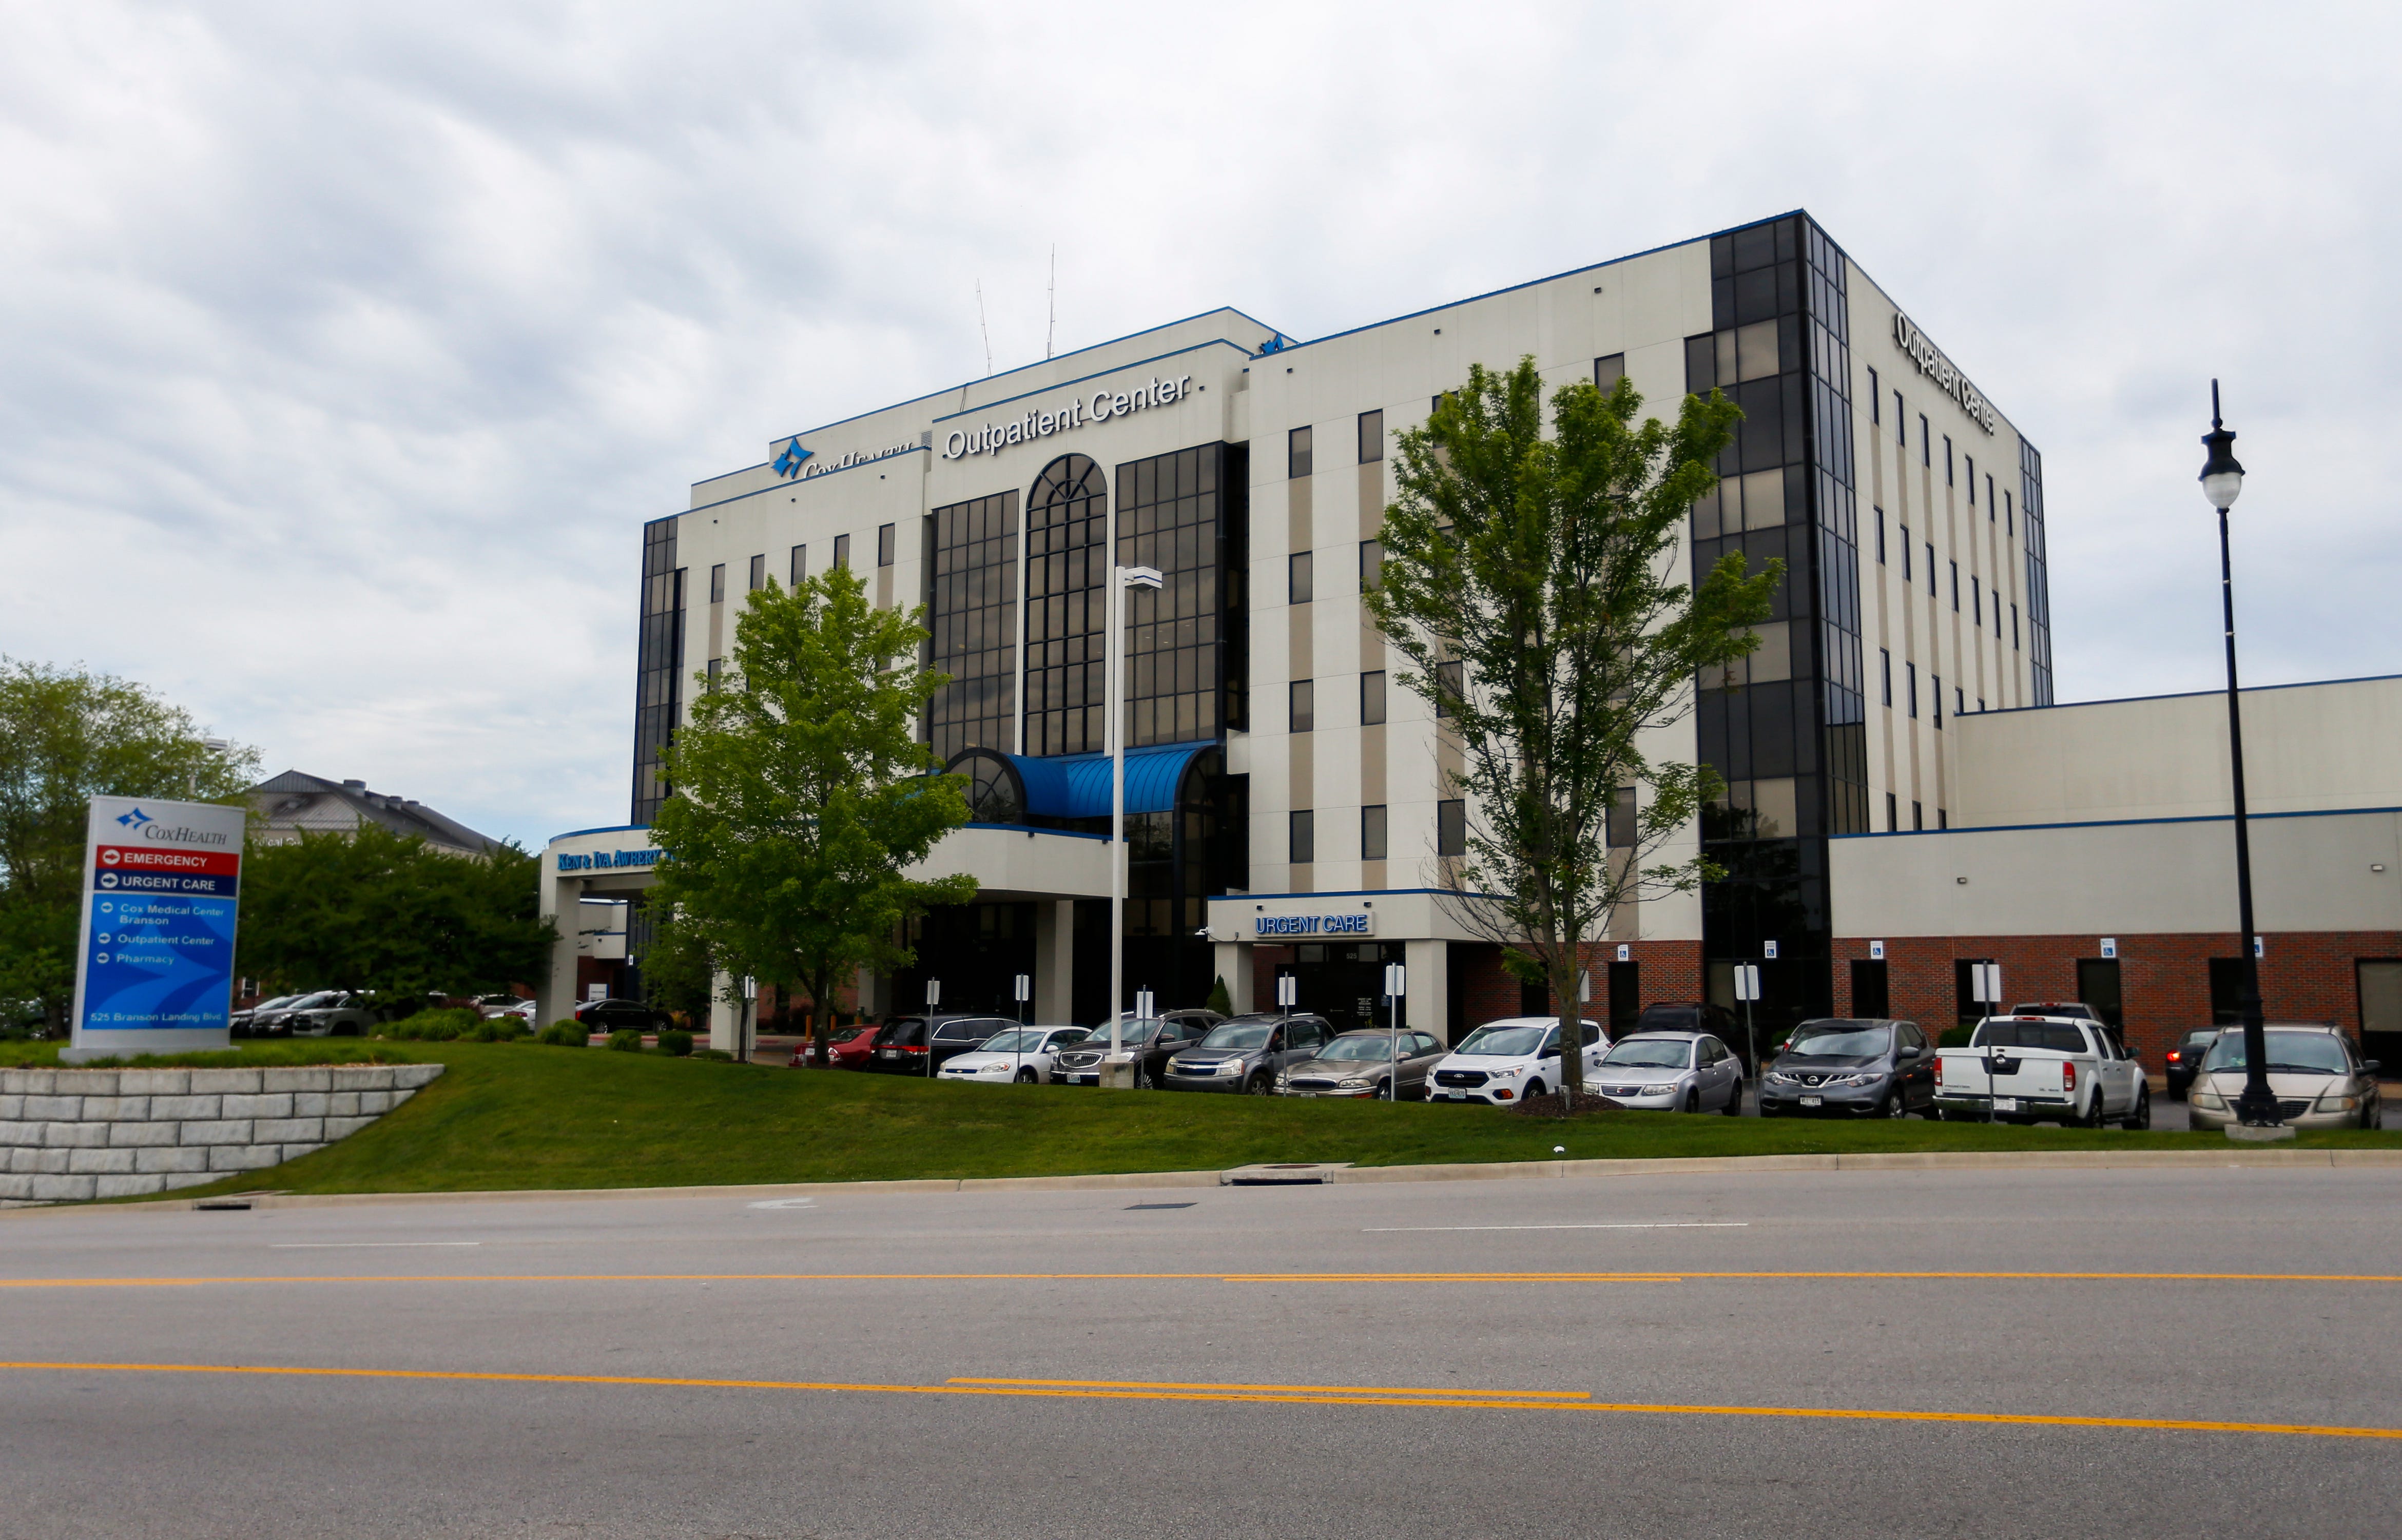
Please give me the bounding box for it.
[1046,245,1056,360]
[976,279,993,377]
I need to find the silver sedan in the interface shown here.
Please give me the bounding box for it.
[2186,1024,2382,1131]
[1277,1030,1448,1099]
[1588,1030,1745,1114]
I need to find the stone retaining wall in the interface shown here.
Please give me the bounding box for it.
[0,1063,444,1204]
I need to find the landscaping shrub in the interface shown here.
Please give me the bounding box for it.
[537,1020,588,1046]
[1939,1023,1977,1047]
[606,1028,645,1051]
[384,1007,483,1042]
[656,1029,694,1057]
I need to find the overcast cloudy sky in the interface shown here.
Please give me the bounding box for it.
[3,1,2394,847]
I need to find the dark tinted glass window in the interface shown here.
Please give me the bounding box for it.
[1593,354,1625,390]
[1022,455,1107,756]
[833,533,851,570]
[1361,804,1387,861]
[749,553,765,591]
[709,563,726,603]
[789,544,806,587]
[1358,409,1384,463]
[925,490,1020,761]
[1360,670,1386,726]
[1437,798,1466,856]
[1289,678,1313,733]
[877,523,896,566]
[1289,550,1312,604]
[1288,425,1312,479]
[1289,809,1315,864]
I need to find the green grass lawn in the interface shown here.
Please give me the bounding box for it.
[20,1040,2378,1200]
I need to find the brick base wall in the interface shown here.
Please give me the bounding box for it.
[1833,931,2402,1066]
[1453,941,1706,1026]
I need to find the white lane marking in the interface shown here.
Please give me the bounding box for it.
[747,1198,819,1210]
[1361,1222,1751,1233]
[268,1242,483,1249]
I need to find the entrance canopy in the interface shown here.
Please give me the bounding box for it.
[949,740,1217,826]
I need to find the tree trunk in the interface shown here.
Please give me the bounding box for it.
[1552,952,1586,1101]
[804,965,836,1067]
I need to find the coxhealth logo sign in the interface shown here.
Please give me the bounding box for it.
[1254,911,1376,937]
[774,435,919,481]
[69,793,247,1058]
[941,375,1194,462]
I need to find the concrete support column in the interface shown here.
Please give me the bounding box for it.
[1405,939,1450,1044]
[537,872,585,1026]
[1215,941,1254,1013]
[708,970,738,1051]
[1036,901,1075,1024]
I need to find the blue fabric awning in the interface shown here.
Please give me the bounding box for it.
[1005,740,1215,820]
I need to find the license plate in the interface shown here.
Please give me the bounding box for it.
[880,1050,899,1059]
[1993,1097,2019,1112]
[1800,1095,1823,1107]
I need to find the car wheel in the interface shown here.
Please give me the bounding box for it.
[1682,1087,1700,1114]
[1245,1073,1272,1095]
[2076,1094,2104,1129]
[1883,1089,1907,1119]
[1015,1068,1037,1084]
[1525,1081,1546,1101]
[1721,1079,1743,1116]
[2126,1084,2152,1130]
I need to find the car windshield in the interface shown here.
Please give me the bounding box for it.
[2200,1031,2350,1077]
[1318,1035,1397,1062]
[1602,1039,1692,1069]
[933,1020,993,1042]
[1971,1021,2090,1054]
[288,992,340,1009]
[1635,1007,1698,1031]
[1198,1023,1276,1050]
[978,1029,1055,1054]
[1454,1025,1552,1057]
[829,1026,873,1044]
[1784,1023,1891,1059]
[253,996,296,1010]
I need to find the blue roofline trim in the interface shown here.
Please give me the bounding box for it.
[548,823,653,844]
[963,821,1111,842]
[1263,209,1807,360]
[1831,803,2402,840]
[1206,886,1508,903]
[1972,671,2402,717]
[760,306,1280,448]
[928,340,1251,423]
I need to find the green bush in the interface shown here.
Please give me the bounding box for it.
[656,1029,694,1057]
[1939,1022,1978,1047]
[537,1020,588,1047]
[384,1007,483,1042]
[1206,975,1233,1017]
[606,1028,644,1052]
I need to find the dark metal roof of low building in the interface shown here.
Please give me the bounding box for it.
[248,769,501,855]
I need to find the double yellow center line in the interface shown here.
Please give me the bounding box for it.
[2,1362,2394,1442]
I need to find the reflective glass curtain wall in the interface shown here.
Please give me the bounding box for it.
[925,490,1020,762]
[1687,212,1852,1035]
[631,517,685,826]
[1021,455,1109,757]
[1114,443,1230,748]
[2020,441,2055,705]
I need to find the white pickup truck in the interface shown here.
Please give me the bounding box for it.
[1933,1014,2151,1128]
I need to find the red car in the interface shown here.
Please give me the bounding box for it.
[791,1023,878,1069]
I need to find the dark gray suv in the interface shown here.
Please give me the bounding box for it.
[1162,1013,1333,1094]
[1758,1017,1934,1118]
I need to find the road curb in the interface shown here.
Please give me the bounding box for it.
[8,1144,2399,1217]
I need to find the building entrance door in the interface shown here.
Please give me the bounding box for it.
[1280,942,1407,1036]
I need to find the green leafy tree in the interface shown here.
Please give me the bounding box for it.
[237,825,555,1001]
[648,564,975,1067]
[633,903,718,1024]
[0,659,259,1033]
[1366,358,1781,1099]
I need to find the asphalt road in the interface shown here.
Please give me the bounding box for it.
[5,1164,2397,1538]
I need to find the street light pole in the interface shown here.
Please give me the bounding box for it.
[1108,560,1164,1075]
[2199,382,2279,1132]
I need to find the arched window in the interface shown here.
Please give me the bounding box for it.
[1022,454,1108,756]
[944,747,1025,825]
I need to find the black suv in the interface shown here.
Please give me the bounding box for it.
[1050,1015,1212,1088]
[575,997,672,1034]
[868,1013,1015,1075]
[2163,1026,2220,1100]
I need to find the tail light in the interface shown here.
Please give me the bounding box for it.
[2061,1061,2077,1093]
[2167,1050,2181,1063]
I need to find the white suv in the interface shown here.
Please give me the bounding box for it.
[1425,1017,1607,1106]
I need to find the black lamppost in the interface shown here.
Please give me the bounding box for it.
[2198,382,2280,1131]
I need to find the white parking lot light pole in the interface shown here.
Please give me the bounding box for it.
[1014,973,1031,1081]
[1108,562,1165,1077]
[1384,961,1407,1100]
[1735,963,1761,1084]
[924,977,940,1077]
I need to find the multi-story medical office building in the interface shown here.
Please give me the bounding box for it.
[541,210,2398,1063]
